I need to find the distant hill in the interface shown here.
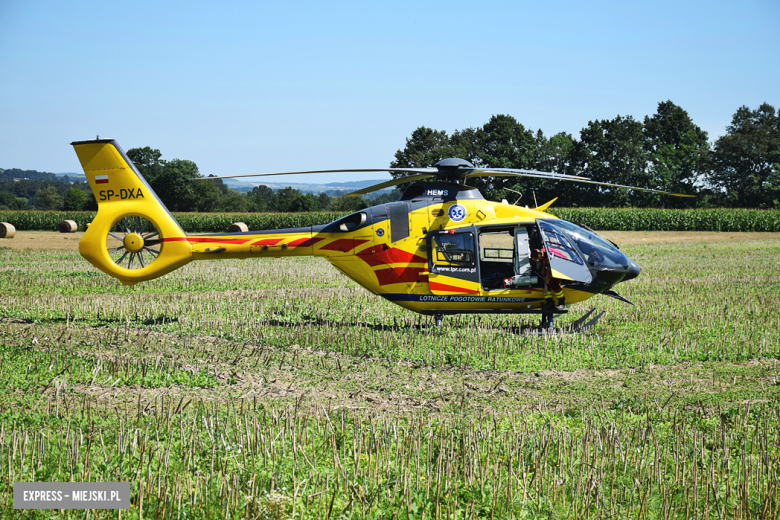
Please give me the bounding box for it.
[1,168,58,182]
[2,167,390,196]
[1,168,87,183]
[55,172,87,182]
[222,178,389,194]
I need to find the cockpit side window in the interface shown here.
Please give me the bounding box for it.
[536,220,593,284]
[545,219,630,269]
[336,211,368,232]
[433,233,475,267]
[538,222,584,265]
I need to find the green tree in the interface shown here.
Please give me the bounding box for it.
[36,185,64,210]
[290,193,320,212]
[248,185,275,212]
[500,130,579,207]
[272,187,305,212]
[63,187,89,210]
[710,103,780,208]
[318,192,331,210]
[449,127,483,166]
[371,189,403,205]
[390,117,543,201]
[534,131,576,174]
[470,115,540,200]
[575,115,649,206]
[0,191,15,209]
[126,147,166,184]
[643,101,708,206]
[13,180,58,200]
[477,115,537,169]
[192,176,227,212]
[221,191,249,212]
[154,159,200,212]
[330,194,368,212]
[390,127,452,171]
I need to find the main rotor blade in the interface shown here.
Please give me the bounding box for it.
[346,174,436,197]
[469,170,695,197]
[467,169,589,180]
[193,167,439,181]
[559,178,696,197]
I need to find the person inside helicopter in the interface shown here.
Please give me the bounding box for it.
[531,247,566,311]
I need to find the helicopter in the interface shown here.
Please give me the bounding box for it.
[71,138,694,332]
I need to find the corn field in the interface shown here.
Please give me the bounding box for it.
[2,208,780,233]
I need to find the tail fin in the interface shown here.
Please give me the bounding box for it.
[71,139,192,285]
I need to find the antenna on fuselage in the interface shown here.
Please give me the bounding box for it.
[505,187,523,206]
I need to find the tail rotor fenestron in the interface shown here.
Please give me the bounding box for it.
[106,215,162,270]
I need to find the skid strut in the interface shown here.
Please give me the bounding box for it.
[528,308,606,336]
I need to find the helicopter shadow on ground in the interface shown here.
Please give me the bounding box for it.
[259,312,598,336]
[261,314,424,333]
[141,315,180,326]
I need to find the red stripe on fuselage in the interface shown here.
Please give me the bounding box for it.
[160,236,322,247]
[251,238,284,246]
[287,237,324,248]
[319,238,369,252]
[429,282,480,294]
[374,267,428,286]
[161,237,252,244]
[357,247,427,267]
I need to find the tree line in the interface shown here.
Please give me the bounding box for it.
[0,155,389,213]
[123,147,388,213]
[0,179,94,211]
[391,101,779,208]
[1,101,777,212]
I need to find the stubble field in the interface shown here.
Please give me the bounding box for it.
[0,231,779,519]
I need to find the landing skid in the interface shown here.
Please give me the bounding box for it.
[524,308,605,336]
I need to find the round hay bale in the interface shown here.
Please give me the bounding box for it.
[0,222,15,238]
[228,222,248,233]
[58,220,78,233]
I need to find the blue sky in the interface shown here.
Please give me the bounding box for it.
[1,0,778,183]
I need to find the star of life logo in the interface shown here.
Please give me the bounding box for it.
[448,204,467,222]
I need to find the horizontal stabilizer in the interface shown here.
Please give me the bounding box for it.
[535,197,558,212]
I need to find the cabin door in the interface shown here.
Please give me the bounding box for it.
[426,229,481,295]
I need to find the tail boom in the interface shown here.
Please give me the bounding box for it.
[71,139,375,285]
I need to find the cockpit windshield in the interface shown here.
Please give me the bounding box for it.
[540,220,629,270]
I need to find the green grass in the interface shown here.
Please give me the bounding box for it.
[0,234,779,518]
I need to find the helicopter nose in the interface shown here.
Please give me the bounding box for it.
[623,259,641,281]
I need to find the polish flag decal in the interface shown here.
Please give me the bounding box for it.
[95,175,109,184]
